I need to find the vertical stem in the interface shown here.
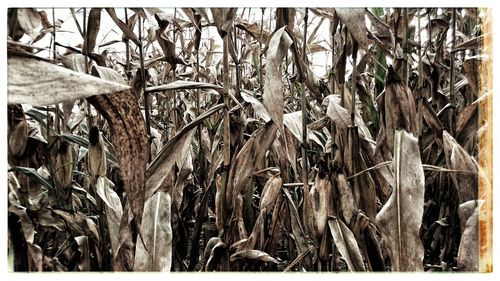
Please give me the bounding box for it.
[194,10,205,189]
[402,8,409,88]
[301,8,309,192]
[340,26,347,108]
[259,8,264,93]
[223,36,231,168]
[234,25,241,99]
[417,9,424,138]
[124,8,131,80]
[52,8,60,135]
[427,8,434,108]
[330,19,336,160]
[82,8,92,133]
[351,39,358,126]
[449,8,456,135]
[138,16,151,162]
[172,8,178,132]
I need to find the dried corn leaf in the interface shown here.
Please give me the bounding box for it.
[383,66,418,151]
[230,250,278,264]
[211,8,237,38]
[83,8,101,55]
[443,130,478,204]
[74,236,91,271]
[457,207,479,271]
[327,217,366,271]
[134,191,172,272]
[334,8,369,49]
[95,177,123,257]
[88,90,147,228]
[376,130,424,271]
[147,104,224,199]
[27,243,43,272]
[263,26,292,136]
[53,210,100,242]
[105,8,140,46]
[8,56,129,106]
[146,80,222,93]
[60,53,86,73]
[241,90,271,123]
[172,147,193,212]
[8,205,35,244]
[91,65,127,85]
[227,122,277,207]
[283,189,313,269]
[235,19,270,44]
[16,8,41,39]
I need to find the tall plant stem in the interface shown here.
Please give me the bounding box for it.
[340,26,347,107]
[259,8,264,93]
[52,8,60,135]
[301,8,309,199]
[330,18,336,160]
[402,8,409,88]
[124,8,131,80]
[138,15,151,162]
[351,39,358,126]
[172,8,178,132]
[449,8,456,136]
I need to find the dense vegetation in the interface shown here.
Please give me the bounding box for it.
[7,8,491,272]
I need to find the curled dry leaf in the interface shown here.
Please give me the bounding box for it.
[134,191,172,272]
[146,104,225,199]
[376,130,425,271]
[8,56,130,106]
[95,177,123,257]
[88,90,148,227]
[283,189,313,269]
[83,8,102,55]
[105,8,140,46]
[327,216,366,271]
[91,65,127,85]
[74,236,91,271]
[16,8,42,40]
[382,66,418,151]
[241,90,271,123]
[211,8,238,38]
[146,80,222,94]
[442,130,478,205]
[230,250,279,264]
[334,8,369,49]
[226,122,277,209]
[53,210,100,242]
[262,26,292,136]
[457,207,479,271]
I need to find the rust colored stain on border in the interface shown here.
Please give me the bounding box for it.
[478,7,493,273]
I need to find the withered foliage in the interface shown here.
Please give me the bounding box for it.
[7,7,489,272]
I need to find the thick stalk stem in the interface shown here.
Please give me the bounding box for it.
[138,16,151,162]
[351,39,358,126]
[301,8,309,200]
[449,8,456,135]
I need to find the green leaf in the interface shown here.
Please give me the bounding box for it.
[9,166,53,189]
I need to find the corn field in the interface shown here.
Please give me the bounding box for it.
[7,7,492,272]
